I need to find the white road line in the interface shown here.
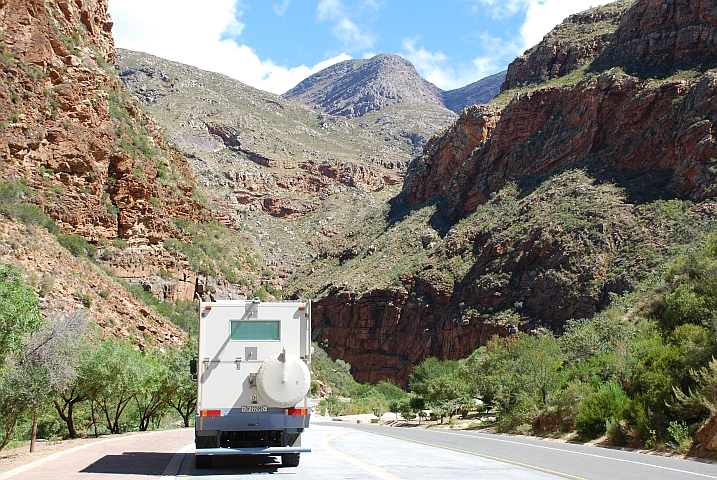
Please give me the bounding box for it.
[321,431,405,480]
[441,431,717,479]
[160,443,195,480]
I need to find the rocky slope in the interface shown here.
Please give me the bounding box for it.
[0,0,201,244]
[114,49,454,286]
[0,217,184,349]
[284,54,504,117]
[282,54,447,118]
[501,0,635,92]
[288,0,717,386]
[0,0,249,340]
[443,70,506,113]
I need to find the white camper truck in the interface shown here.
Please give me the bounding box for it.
[193,299,312,468]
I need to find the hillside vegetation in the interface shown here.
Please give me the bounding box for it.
[282,0,717,452]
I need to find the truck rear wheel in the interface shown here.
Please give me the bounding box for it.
[195,454,212,469]
[281,453,300,467]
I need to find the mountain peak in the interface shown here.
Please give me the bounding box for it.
[282,54,446,118]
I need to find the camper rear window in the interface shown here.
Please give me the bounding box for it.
[230,320,280,341]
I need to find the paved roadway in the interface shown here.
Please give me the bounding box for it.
[3,421,717,479]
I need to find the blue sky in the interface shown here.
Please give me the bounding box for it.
[109,0,613,94]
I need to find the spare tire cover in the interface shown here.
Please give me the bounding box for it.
[256,351,311,408]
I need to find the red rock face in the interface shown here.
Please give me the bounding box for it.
[502,0,632,92]
[405,71,717,221]
[312,287,513,387]
[225,159,401,219]
[607,0,717,73]
[404,105,500,208]
[0,0,202,244]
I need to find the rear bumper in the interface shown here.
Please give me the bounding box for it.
[195,446,311,456]
[196,409,310,432]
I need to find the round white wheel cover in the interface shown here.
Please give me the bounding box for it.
[256,351,311,408]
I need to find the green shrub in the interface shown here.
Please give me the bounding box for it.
[58,234,97,258]
[158,269,173,280]
[318,396,342,417]
[74,291,92,309]
[38,274,54,298]
[606,417,627,446]
[575,382,629,439]
[112,238,128,249]
[667,420,692,453]
[0,181,58,233]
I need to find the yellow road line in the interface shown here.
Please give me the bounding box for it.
[183,455,192,476]
[323,432,405,480]
[363,429,586,480]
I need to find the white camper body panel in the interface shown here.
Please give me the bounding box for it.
[197,300,311,411]
[194,300,312,468]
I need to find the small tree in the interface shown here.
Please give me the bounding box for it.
[23,311,89,447]
[409,357,460,397]
[426,374,473,422]
[396,401,414,422]
[165,342,197,427]
[85,339,143,434]
[0,363,50,450]
[0,263,43,367]
[54,339,96,438]
[134,351,171,431]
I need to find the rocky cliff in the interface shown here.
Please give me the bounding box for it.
[406,71,717,220]
[501,0,635,92]
[0,0,224,339]
[295,0,717,386]
[599,0,717,74]
[0,0,202,244]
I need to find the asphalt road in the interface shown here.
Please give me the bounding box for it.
[4,422,717,479]
[167,422,717,479]
[335,422,717,480]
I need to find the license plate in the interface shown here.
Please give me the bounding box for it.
[242,405,268,412]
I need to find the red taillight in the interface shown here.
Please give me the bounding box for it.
[287,408,308,416]
[200,409,221,417]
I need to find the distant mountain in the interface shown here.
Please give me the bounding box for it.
[282,54,448,118]
[288,0,717,387]
[442,70,506,113]
[283,54,504,117]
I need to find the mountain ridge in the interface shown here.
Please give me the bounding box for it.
[288,0,717,386]
[283,53,504,117]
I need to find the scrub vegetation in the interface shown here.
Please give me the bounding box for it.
[313,234,717,453]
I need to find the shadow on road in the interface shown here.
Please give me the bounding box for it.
[80,452,173,475]
[193,455,281,475]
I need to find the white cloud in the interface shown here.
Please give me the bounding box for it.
[333,18,376,50]
[109,0,350,94]
[519,0,613,51]
[316,0,377,52]
[469,0,615,53]
[272,0,291,17]
[471,0,531,20]
[317,0,343,20]
[401,36,507,90]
